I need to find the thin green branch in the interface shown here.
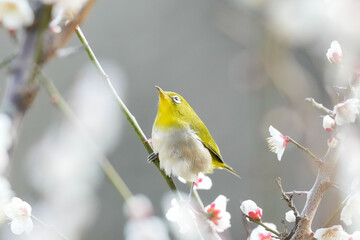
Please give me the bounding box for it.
[74,26,178,192]
[193,189,205,209]
[246,215,281,237]
[323,200,346,228]
[39,72,133,200]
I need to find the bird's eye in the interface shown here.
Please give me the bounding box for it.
[173,96,181,103]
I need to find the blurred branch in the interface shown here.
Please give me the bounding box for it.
[42,0,96,61]
[74,26,178,192]
[0,3,52,155]
[39,72,133,200]
[323,200,346,228]
[32,214,70,240]
[193,189,205,209]
[0,1,95,159]
[0,51,16,69]
[305,98,334,116]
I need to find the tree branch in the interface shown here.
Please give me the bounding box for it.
[305,98,334,116]
[289,149,336,240]
[245,215,281,237]
[287,137,323,165]
[74,26,178,192]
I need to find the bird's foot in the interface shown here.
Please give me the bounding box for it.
[147,152,159,163]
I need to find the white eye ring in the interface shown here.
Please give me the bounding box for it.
[173,95,181,103]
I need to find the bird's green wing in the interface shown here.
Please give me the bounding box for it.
[189,116,240,178]
[189,118,224,164]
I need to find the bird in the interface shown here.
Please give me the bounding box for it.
[147,86,239,193]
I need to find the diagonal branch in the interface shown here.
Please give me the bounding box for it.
[74,26,178,192]
[305,98,334,116]
[40,72,133,200]
[287,137,323,165]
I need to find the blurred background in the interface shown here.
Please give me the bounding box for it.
[1,0,360,239]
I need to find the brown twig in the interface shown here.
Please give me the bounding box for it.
[305,98,335,116]
[284,191,308,197]
[287,137,323,165]
[276,178,300,240]
[276,178,300,218]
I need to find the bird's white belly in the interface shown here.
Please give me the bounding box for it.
[152,127,212,182]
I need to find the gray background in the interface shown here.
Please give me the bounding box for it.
[0,0,344,239]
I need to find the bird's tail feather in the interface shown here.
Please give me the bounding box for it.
[223,164,241,179]
[212,161,241,179]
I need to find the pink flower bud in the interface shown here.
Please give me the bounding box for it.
[240,200,263,221]
[326,40,342,64]
[323,115,335,132]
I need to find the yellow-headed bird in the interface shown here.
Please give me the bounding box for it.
[148,86,239,192]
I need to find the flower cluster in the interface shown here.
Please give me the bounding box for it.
[263,40,360,239]
[4,197,33,235]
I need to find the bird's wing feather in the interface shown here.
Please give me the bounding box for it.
[189,119,224,164]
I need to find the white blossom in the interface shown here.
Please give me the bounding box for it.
[341,193,360,226]
[267,125,288,161]
[205,195,231,232]
[123,194,153,220]
[350,231,360,240]
[323,115,335,132]
[165,198,197,233]
[178,172,212,190]
[240,199,263,221]
[326,41,342,64]
[0,0,34,31]
[249,223,277,240]
[4,197,33,235]
[313,225,349,240]
[334,99,360,126]
[0,176,14,223]
[285,210,296,223]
